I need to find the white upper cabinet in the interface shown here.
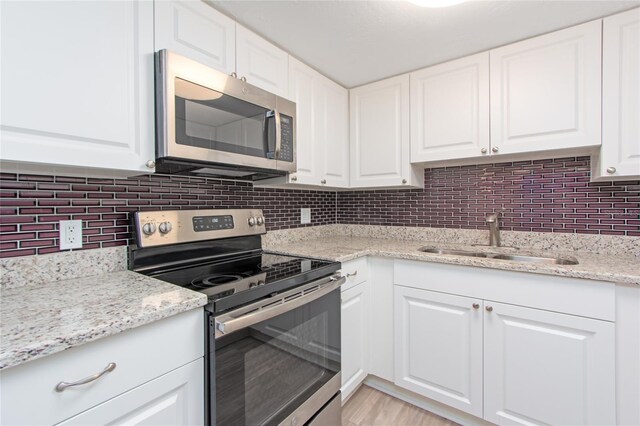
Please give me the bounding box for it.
[350,75,422,188]
[490,20,602,155]
[594,8,640,180]
[317,76,349,187]
[154,0,235,75]
[0,0,155,175]
[411,53,490,163]
[271,58,348,189]
[236,25,289,98]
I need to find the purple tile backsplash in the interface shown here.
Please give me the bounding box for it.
[1,156,639,258]
[338,156,640,235]
[0,173,336,258]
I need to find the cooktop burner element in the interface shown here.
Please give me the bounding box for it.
[191,274,247,289]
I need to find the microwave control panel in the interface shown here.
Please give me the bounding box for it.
[279,114,293,162]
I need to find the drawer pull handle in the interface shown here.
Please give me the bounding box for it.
[472,303,480,309]
[346,271,358,278]
[486,306,493,312]
[55,362,116,392]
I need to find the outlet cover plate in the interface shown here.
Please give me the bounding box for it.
[301,208,311,224]
[60,220,83,250]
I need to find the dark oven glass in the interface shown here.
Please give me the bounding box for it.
[174,77,278,160]
[210,289,340,426]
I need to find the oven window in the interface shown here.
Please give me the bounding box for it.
[214,290,340,425]
[174,78,276,159]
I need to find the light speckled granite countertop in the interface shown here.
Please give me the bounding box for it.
[267,236,640,286]
[0,271,207,370]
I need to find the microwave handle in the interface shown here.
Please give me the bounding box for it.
[214,274,345,339]
[274,109,282,159]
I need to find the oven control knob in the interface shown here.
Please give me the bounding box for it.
[256,216,264,226]
[248,217,256,227]
[158,221,172,234]
[142,223,156,236]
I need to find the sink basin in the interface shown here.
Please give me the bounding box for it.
[418,247,578,265]
[489,254,578,265]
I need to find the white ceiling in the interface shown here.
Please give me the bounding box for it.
[210,0,639,88]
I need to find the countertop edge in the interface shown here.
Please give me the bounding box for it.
[269,247,639,286]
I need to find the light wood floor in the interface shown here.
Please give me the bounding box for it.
[342,385,460,426]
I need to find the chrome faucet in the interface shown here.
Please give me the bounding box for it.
[486,210,504,247]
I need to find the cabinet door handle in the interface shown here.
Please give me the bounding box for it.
[241,76,247,82]
[485,305,493,312]
[472,303,480,309]
[55,362,116,392]
[491,147,499,153]
[346,271,358,278]
[606,167,616,174]
[230,72,238,78]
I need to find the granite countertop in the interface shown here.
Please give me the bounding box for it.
[0,271,207,371]
[268,236,640,286]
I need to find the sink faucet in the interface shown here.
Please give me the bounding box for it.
[486,210,504,247]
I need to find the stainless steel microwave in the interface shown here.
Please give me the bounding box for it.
[154,50,296,179]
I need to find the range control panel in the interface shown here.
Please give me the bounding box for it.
[134,209,266,248]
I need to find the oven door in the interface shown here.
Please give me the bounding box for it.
[156,50,296,174]
[209,275,344,426]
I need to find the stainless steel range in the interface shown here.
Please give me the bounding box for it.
[129,209,344,426]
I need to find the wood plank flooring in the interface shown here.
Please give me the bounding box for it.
[342,385,460,426]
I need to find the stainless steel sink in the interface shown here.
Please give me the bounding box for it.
[418,247,579,265]
[489,254,578,265]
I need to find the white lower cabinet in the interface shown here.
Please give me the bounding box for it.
[483,301,615,426]
[394,287,483,417]
[0,309,204,425]
[341,280,369,402]
[58,359,204,425]
[393,261,617,425]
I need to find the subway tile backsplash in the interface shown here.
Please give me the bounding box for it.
[1,156,639,258]
[338,156,640,235]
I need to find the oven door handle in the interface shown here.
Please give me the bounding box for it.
[214,274,345,339]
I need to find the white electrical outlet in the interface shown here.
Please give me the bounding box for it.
[59,220,83,250]
[301,208,311,224]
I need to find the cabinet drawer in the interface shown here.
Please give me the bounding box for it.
[340,257,368,290]
[0,309,204,426]
[394,260,615,321]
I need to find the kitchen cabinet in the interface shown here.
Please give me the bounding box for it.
[282,58,349,188]
[340,258,369,401]
[155,1,288,98]
[236,24,289,98]
[350,75,423,188]
[394,287,483,417]
[410,53,490,163]
[593,8,640,181]
[0,309,204,425]
[490,20,602,155]
[58,359,203,425]
[0,0,155,176]
[154,0,236,75]
[484,301,615,426]
[393,261,616,425]
[341,281,369,402]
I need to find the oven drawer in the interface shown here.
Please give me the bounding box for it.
[0,309,204,426]
[340,258,368,290]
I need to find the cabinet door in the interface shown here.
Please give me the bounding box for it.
[490,20,602,155]
[0,1,155,174]
[596,8,640,180]
[59,359,204,425]
[394,286,483,417]
[484,301,615,426]
[236,25,288,98]
[154,0,235,75]
[350,75,420,188]
[341,281,369,401]
[288,57,320,185]
[318,77,349,188]
[411,53,490,162]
